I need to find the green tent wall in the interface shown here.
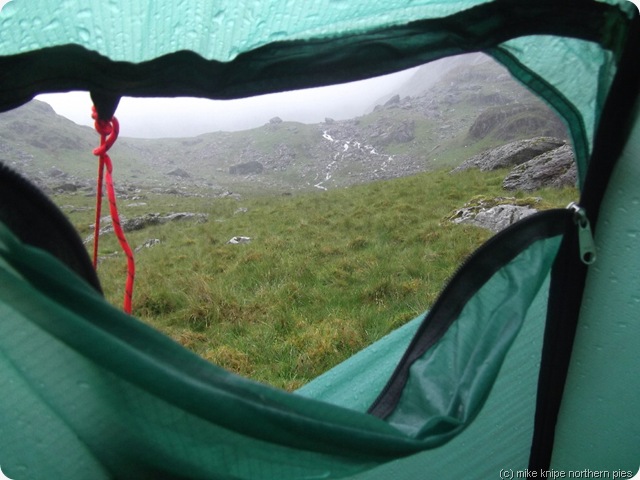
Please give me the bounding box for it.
[0,1,638,479]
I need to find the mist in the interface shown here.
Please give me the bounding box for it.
[37,68,417,139]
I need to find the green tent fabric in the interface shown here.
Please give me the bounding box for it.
[0,1,639,479]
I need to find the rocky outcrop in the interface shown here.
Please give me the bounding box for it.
[135,238,161,252]
[229,161,264,175]
[468,104,567,141]
[2,57,573,195]
[503,144,577,191]
[374,120,415,145]
[166,167,191,178]
[447,196,540,232]
[85,212,209,243]
[227,236,251,244]
[454,137,566,172]
[384,94,401,107]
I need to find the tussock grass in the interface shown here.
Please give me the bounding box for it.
[78,168,577,390]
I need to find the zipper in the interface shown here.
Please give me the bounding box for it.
[567,202,597,265]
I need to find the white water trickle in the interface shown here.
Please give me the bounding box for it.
[322,131,335,142]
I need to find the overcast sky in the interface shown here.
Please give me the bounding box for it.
[36,68,416,138]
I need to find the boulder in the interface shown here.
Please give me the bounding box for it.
[48,166,67,178]
[166,167,191,178]
[229,161,264,175]
[503,144,577,191]
[227,236,251,244]
[384,94,401,107]
[447,196,540,233]
[454,137,566,172]
[135,238,161,252]
[470,204,538,232]
[468,103,567,141]
[84,212,208,243]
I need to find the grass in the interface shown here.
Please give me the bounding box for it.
[58,168,577,391]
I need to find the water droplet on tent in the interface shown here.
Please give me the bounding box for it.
[43,19,60,32]
[212,9,224,25]
[108,0,120,15]
[268,31,288,42]
[328,0,350,9]
[228,46,241,60]
[77,27,91,43]
[77,8,92,20]
[77,380,91,390]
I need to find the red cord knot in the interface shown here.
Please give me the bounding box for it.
[91,106,119,156]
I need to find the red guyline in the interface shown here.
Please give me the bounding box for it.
[91,107,135,314]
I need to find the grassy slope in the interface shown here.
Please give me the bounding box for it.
[60,168,577,391]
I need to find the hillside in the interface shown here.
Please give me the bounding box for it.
[0,54,577,389]
[53,166,577,390]
[1,55,567,196]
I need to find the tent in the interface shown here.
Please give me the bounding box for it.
[0,0,638,478]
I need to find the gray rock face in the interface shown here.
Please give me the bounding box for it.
[229,161,264,175]
[384,94,401,107]
[166,167,191,178]
[471,204,538,232]
[448,196,539,232]
[85,212,208,243]
[227,236,251,244]
[454,137,566,172]
[503,143,577,191]
[135,238,161,252]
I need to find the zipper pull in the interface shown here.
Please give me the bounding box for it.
[567,202,597,265]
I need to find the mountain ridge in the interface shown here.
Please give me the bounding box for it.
[0,55,567,196]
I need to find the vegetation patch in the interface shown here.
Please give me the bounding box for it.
[54,168,578,390]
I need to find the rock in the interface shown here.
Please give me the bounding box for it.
[453,137,566,172]
[381,120,415,144]
[468,103,567,141]
[48,167,66,178]
[269,116,283,124]
[166,167,191,178]
[447,196,540,232]
[135,238,161,252]
[84,212,209,243]
[54,182,79,192]
[503,144,577,191]
[229,161,264,175]
[384,94,401,107]
[227,236,251,244]
[471,204,538,232]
